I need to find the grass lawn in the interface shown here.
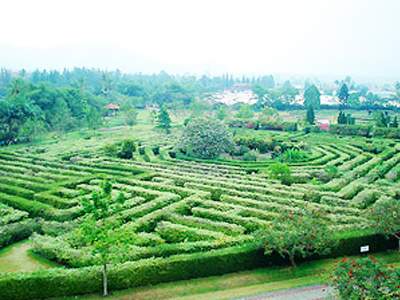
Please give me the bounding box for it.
[55,250,400,300]
[0,240,59,273]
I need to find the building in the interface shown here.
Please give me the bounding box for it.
[317,119,330,131]
[104,103,120,116]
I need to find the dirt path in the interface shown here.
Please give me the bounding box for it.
[0,240,56,273]
[233,285,335,300]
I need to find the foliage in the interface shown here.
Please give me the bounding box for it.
[369,197,400,243]
[75,180,131,296]
[156,105,172,133]
[242,150,258,161]
[337,111,355,125]
[337,83,349,107]
[278,149,308,163]
[236,104,254,119]
[374,111,391,128]
[306,105,315,125]
[261,210,335,267]
[303,84,321,109]
[124,108,138,126]
[268,162,292,185]
[332,256,400,299]
[216,105,228,121]
[177,117,234,159]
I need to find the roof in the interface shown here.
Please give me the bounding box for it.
[105,103,120,110]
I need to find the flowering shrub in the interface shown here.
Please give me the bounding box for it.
[332,256,400,299]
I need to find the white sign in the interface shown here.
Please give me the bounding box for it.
[360,245,369,253]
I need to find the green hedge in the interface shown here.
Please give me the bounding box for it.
[0,232,397,299]
[0,220,40,248]
[329,124,400,138]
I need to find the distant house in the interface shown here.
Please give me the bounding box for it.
[317,119,330,131]
[104,103,120,116]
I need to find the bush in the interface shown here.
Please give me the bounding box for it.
[278,149,308,163]
[139,146,146,155]
[152,146,160,155]
[332,256,400,299]
[268,163,292,185]
[0,220,40,248]
[177,117,234,159]
[242,151,257,161]
[118,140,136,159]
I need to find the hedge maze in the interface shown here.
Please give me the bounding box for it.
[0,133,399,298]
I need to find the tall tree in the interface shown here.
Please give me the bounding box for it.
[156,105,172,133]
[337,83,349,108]
[306,105,315,125]
[303,84,321,109]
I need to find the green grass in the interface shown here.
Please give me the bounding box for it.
[55,250,400,300]
[0,240,59,273]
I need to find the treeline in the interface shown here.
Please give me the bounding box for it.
[0,68,278,145]
[0,79,104,144]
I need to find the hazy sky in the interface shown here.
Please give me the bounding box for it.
[0,0,399,78]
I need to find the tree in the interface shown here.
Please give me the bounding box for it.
[252,85,269,108]
[86,107,103,130]
[395,81,400,98]
[332,256,400,299]
[76,181,129,296]
[216,105,228,121]
[177,117,234,159]
[391,116,399,128]
[374,111,390,128]
[261,210,335,267]
[124,108,138,126]
[279,80,298,103]
[337,111,355,125]
[156,105,172,133]
[236,104,254,119]
[303,84,321,109]
[306,105,315,125]
[369,197,400,249]
[337,83,349,108]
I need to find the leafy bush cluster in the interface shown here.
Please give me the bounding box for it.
[177,117,234,159]
[229,119,298,132]
[332,256,400,299]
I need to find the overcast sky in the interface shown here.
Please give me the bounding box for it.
[0,0,399,79]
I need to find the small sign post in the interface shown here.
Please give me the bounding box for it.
[360,245,369,253]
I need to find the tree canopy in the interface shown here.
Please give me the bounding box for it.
[303,84,321,109]
[177,117,234,159]
[261,210,335,267]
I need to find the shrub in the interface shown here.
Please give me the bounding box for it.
[177,117,234,159]
[152,146,160,155]
[139,146,146,155]
[268,163,292,185]
[118,140,136,159]
[242,151,257,161]
[278,149,308,163]
[332,256,400,299]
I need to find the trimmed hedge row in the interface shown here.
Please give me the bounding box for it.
[0,232,397,300]
[0,220,40,248]
[329,124,400,138]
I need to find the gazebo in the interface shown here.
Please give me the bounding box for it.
[104,103,120,116]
